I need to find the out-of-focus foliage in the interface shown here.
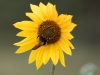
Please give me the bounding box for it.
[80,63,99,75]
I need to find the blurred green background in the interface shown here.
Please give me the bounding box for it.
[0,0,100,75]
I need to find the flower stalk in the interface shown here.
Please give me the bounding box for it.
[51,64,55,75]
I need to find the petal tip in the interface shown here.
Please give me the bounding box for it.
[25,12,28,16]
[28,60,32,64]
[47,2,54,7]
[40,2,43,4]
[13,43,17,46]
[69,54,72,56]
[15,51,20,54]
[28,57,33,64]
[13,23,16,26]
[13,23,18,27]
[61,62,66,67]
[43,62,46,65]
[64,64,66,67]
[36,66,40,70]
[30,4,33,7]
[72,47,75,49]
[36,68,39,70]
[47,2,52,5]
[68,52,72,56]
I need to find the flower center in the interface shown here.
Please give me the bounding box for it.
[38,20,61,45]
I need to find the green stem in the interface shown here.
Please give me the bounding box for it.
[51,64,55,75]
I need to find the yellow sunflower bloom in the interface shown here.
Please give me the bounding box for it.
[13,2,77,69]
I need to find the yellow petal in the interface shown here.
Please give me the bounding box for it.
[43,45,51,65]
[57,14,67,25]
[42,45,48,64]
[67,33,74,40]
[52,5,58,21]
[62,33,74,40]
[62,35,74,49]
[15,43,35,54]
[39,2,48,20]
[26,13,42,23]
[30,4,39,13]
[14,37,37,46]
[16,30,37,37]
[66,40,74,49]
[61,23,77,33]
[13,21,38,31]
[30,4,45,21]
[57,15,73,27]
[28,50,38,64]
[36,47,44,69]
[50,44,59,65]
[46,2,53,20]
[63,15,73,24]
[59,49,66,67]
[59,22,70,29]
[58,37,72,56]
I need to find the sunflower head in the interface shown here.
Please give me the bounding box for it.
[38,20,61,45]
[14,2,77,69]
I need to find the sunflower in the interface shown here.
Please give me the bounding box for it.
[14,2,76,69]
